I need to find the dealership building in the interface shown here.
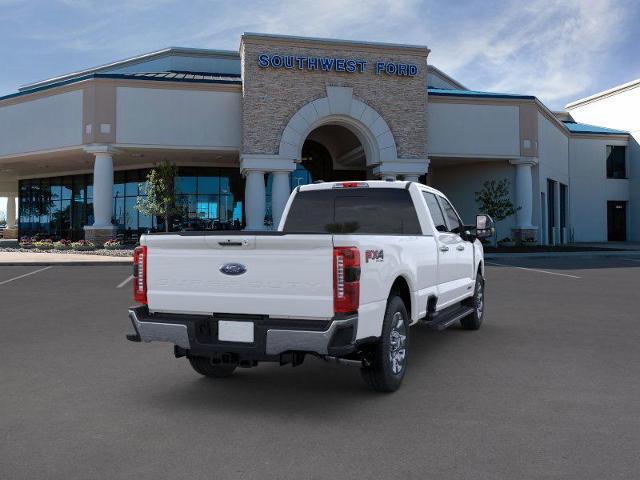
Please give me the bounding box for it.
[0,33,637,244]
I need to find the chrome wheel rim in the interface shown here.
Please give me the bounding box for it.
[389,311,407,375]
[476,282,484,318]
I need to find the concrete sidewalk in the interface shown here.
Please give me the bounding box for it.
[0,251,132,266]
[568,242,640,251]
[486,250,640,260]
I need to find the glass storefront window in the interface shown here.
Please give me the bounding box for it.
[125,173,139,196]
[113,171,125,199]
[62,177,73,200]
[113,197,125,230]
[175,175,197,195]
[125,197,139,231]
[198,176,218,194]
[18,166,244,240]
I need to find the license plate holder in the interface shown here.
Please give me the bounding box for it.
[218,320,254,343]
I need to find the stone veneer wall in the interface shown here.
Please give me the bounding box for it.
[240,36,429,160]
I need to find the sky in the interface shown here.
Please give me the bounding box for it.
[1,0,640,214]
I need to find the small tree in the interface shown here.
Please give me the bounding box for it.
[136,161,182,232]
[474,179,519,244]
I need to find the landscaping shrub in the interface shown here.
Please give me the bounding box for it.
[71,240,96,251]
[54,239,73,250]
[103,239,123,250]
[19,236,34,249]
[33,239,54,250]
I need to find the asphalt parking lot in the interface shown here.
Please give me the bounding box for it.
[1,256,639,479]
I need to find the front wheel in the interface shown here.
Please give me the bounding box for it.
[461,273,484,330]
[188,356,237,378]
[360,295,409,392]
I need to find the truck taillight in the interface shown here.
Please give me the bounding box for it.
[133,246,147,304]
[333,246,360,314]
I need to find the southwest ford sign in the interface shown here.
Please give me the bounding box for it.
[257,54,418,77]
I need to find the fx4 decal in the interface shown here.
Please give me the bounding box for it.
[365,249,384,263]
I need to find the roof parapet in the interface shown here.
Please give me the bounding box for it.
[565,78,640,109]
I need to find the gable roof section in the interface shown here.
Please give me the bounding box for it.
[0,71,241,103]
[19,47,240,92]
[427,66,467,90]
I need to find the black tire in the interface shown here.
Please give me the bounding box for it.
[461,273,484,330]
[188,356,237,378]
[361,295,409,393]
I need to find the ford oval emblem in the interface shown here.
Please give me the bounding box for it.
[219,263,247,276]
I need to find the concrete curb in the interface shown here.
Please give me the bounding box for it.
[485,251,640,260]
[0,261,132,266]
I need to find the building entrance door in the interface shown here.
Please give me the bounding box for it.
[607,201,627,241]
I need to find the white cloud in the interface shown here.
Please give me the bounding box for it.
[427,0,628,107]
[3,0,635,109]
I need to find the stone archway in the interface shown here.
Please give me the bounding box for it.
[240,86,429,229]
[278,86,398,168]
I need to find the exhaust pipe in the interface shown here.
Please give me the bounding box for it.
[324,356,363,367]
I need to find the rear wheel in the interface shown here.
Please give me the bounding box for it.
[361,295,409,392]
[461,273,484,330]
[188,356,237,378]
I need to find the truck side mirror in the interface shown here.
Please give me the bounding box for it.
[475,214,495,239]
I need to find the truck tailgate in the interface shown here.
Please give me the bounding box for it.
[144,233,334,319]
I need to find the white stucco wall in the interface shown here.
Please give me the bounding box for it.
[567,85,639,241]
[569,137,629,242]
[567,84,640,133]
[430,161,517,240]
[536,113,570,242]
[115,87,242,148]
[427,102,520,157]
[0,90,83,157]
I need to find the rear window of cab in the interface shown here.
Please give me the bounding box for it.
[283,188,422,234]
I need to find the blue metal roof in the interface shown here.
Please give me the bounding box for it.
[428,87,535,100]
[562,121,628,135]
[0,71,242,102]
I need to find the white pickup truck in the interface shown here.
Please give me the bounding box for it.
[127,180,494,392]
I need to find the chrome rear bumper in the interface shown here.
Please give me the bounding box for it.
[128,309,190,349]
[127,306,357,359]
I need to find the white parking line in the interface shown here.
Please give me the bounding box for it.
[485,261,581,279]
[623,258,640,263]
[116,275,134,289]
[0,266,53,286]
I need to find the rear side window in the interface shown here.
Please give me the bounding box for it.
[283,188,422,234]
[422,192,447,232]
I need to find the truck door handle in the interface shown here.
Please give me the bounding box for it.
[439,246,449,252]
[456,245,465,251]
